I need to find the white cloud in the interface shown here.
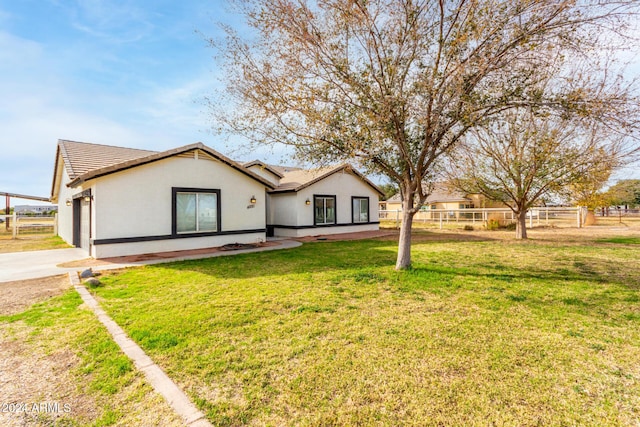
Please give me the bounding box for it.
[64,0,155,44]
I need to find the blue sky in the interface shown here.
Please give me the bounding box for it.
[1,1,639,203]
[0,0,273,201]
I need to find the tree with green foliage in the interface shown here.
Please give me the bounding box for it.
[210,0,640,268]
[378,183,398,201]
[605,179,640,208]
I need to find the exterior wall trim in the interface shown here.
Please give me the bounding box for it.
[93,228,267,245]
[270,222,379,230]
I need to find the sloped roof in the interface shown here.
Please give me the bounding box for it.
[52,140,276,193]
[243,160,285,178]
[58,140,157,180]
[386,185,471,204]
[270,164,384,196]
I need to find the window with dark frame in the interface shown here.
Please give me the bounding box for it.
[352,197,369,223]
[314,195,336,225]
[173,188,220,234]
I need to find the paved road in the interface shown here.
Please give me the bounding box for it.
[0,248,89,283]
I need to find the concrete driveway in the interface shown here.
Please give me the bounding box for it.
[0,240,303,283]
[0,248,89,283]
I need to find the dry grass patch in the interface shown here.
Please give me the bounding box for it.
[0,235,70,253]
[0,286,183,426]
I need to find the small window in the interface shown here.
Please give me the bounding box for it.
[173,188,220,234]
[352,197,369,223]
[314,196,336,225]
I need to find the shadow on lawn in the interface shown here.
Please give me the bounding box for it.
[154,235,640,293]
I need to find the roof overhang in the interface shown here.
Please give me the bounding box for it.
[269,164,384,196]
[66,142,276,189]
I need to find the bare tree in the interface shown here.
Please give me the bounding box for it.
[448,105,635,238]
[209,0,640,268]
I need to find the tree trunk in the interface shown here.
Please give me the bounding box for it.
[396,208,415,269]
[515,209,528,239]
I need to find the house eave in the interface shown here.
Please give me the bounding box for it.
[66,142,276,189]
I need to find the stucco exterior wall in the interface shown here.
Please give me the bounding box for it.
[268,192,299,226]
[268,170,380,237]
[294,170,380,226]
[55,166,75,245]
[93,155,266,239]
[73,153,268,258]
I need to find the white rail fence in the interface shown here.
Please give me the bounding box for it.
[379,207,587,229]
[0,213,57,238]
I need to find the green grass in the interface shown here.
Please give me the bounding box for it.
[0,289,180,426]
[90,233,640,426]
[597,236,640,245]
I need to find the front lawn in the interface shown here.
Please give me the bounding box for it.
[0,285,183,426]
[93,232,640,426]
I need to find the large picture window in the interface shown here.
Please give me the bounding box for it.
[173,188,220,234]
[352,197,369,223]
[314,195,336,225]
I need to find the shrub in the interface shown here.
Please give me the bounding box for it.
[486,219,500,230]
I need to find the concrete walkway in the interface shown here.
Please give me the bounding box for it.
[0,240,302,283]
[69,273,212,427]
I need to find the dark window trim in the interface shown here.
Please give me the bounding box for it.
[172,187,222,236]
[313,194,336,225]
[351,196,370,224]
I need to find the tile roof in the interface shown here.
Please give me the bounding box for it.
[53,139,379,196]
[385,184,471,203]
[59,139,157,180]
[270,164,384,195]
[55,140,276,190]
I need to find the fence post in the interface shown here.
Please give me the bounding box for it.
[439,212,443,229]
[12,212,17,239]
[577,207,582,228]
[53,213,58,235]
[529,210,533,228]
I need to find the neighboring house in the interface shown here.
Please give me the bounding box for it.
[381,184,504,216]
[51,140,382,258]
[14,205,57,214]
